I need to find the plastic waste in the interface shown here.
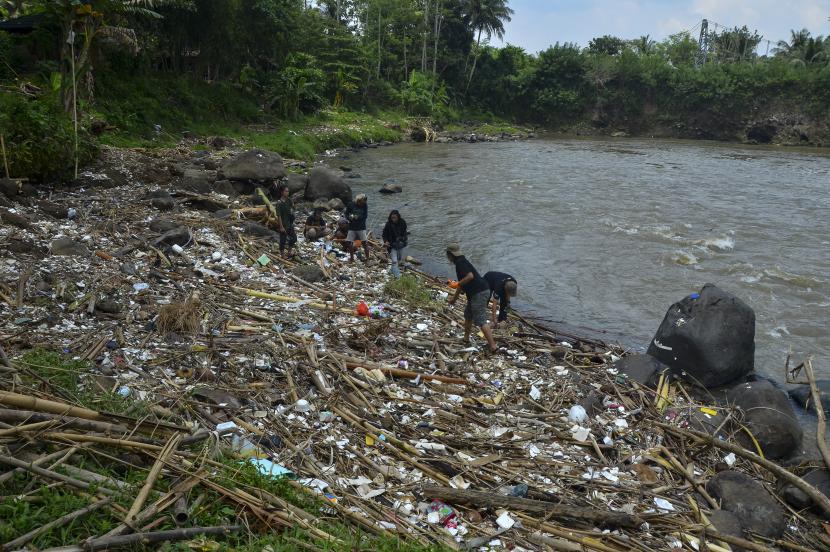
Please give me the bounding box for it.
[67,207,77,219]
[133,282,150,292]
[568,404,588,423]
[356,301,369,316]
[295,399,311,412]
[509,483,528,498]
[211,251,223,261]
[427,500,457,529]
[319,411,335,423]
[248,458,294,479]
[117,386,131,397]
[690,292,700,300]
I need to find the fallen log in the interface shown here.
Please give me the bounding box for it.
[80,525,241,551]
[421,486,645,529]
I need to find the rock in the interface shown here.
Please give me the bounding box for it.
[305,166,352,204]
[727,380,802,459]
[227,270,241,282]
[688,407,730,438]
[706,470,786,539]
[613,354,665,387]
[120,262,137,276]
[0,208,32,230]
[95,300,122,314]
[210,136,234,149]
[151,196,176,211]
[293,264,326,283]
[0,192,12,207]
[286,173,309,195]
[240,221,279,239]
[185,197,227,212]
[779,470,830,510]
[8,238,45,256]
[180,169,217,194]
[313,199,331,211]
[579,390,605,416]
[72,168,128,189]
[707,510,745,545]
[152,227,192,248]
[345,172,361,179]
[193,387,242,410]
[149,219,179,233]
[327,198,345,211]
[647,284,755,388]
[0,178,37,197]
[379,183,402,194]
[50,238,90,257]
[788,380,830,415]
[213,180,238,197]
[410,128,427,142]
[213,209,234,220]
[38,201,69,219]
[221,149,286,181]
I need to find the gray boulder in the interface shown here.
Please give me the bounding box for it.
[151,196,175,211]
[647,284,755,388]
[707,510,744,544]
[38,201,69,219]
[379,183,402,194]
[0,208,32,230]
[313,198,331,211]
[613,354,666,387]
[779,469,830,510]
[149,219,179,234]
[286,173,309,195]
[180,169,217,194]
[293,264,326,283]
[327,198,345,211]
[706,470,786,539]
[788,380,830,415]
[221,149,286,181]
[152,227,192,248]
[50,238,89,257]
[240,221,279,240]
[213,180,238,197]
[305,166,352,204]
[727,380,802,460]
[0,178,37,197]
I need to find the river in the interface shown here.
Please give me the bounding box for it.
[329,137,830,381]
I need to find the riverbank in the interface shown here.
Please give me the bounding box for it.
[1,143,828,551]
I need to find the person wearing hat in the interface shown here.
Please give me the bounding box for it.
[446,244,498,353]
[483,271,517,328]
[304,207,329,240]
[345,193,369,262]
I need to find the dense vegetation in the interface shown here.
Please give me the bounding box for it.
[0,0,829,180]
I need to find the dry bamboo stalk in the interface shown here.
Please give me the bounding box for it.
[1,497,111,551]
[804,358,830,472]
[81,525,242,551]
[0,454,114,495]
[516,514,628,552]
[125,432,182,525]
[658,446,719,509]
[102,476,201,538]
[0,408,129,434]
[0,447,75,485]
[0,391,102,421]
[0,419,58,437]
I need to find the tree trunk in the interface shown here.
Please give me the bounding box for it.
[430,0,442,93]
[465,28,482,94]
[421,0,429,72]
[376,5,382,80]
[403,28,408,81]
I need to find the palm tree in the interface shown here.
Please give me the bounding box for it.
[465,0,513,93]
[773,28,810,57]
[0,0,31,18]
[632,34,656,56]
[774,29,827,65]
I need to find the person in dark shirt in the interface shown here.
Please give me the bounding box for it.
[275,184,296,258]
[483,271,517,327]
[382,210,408,278]
[446,244,498,353]
[344,194,369,262]
[304,207,329,240]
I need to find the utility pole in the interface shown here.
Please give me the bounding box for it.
[695,19,710,67]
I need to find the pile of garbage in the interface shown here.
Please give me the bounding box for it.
[1,145,829,551]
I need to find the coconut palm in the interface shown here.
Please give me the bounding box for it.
[465,0,513,92]
[632,34,656,56]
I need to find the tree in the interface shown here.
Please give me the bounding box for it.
[711,26,762,62]
[631,35,655,56]
[587,35,627,56]
[774,29,826,66]
[464,0,512,92]
[660,31,698,66]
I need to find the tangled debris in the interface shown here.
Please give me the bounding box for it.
[1,146,829,552]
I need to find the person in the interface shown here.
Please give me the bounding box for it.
[276,184,296,258]
[344,193,369,262]
[483,271,517,327]
[304,207,329,240]
[382,210,408,278]
[446,244,498,353]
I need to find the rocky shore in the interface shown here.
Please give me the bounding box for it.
[0,142,828,551]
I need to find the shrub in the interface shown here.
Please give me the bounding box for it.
[0,92,97,182]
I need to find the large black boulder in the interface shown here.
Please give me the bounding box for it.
[647,284,755,388]
[221,149,286,181]
[788,380,830,415]
[727,380,802,459]
[305,167,352,204]
[180,169,217,194]
[613,354,666,387]
[706,470,786,539]
[286,173,309,195]
[779,469,830,510]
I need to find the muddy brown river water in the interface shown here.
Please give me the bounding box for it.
[331,137,830,382]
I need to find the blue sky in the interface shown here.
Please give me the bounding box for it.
[496,0,830,53]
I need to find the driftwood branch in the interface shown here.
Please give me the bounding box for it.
[660,423,830,518]
[421,486,645,529]
[81,525,241,551]
[804,358,830,472]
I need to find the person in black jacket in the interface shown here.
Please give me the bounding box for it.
[446,244,498,353]
[344,194,369,262]
[382,210,408,278]
[483,271,517,327]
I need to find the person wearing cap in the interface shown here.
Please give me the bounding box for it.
[304,207,329,240]
[446,244,498,353]
[345,194,369,262]
[483,271,517,328]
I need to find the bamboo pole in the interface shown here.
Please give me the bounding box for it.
[81,525,241,551]
[1,498,111,551]
[0,134,9,178]
[125,433,182,525]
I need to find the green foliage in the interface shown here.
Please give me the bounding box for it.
[0,92,97,181]
[384,274,434,309]
[266,53,327,120]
